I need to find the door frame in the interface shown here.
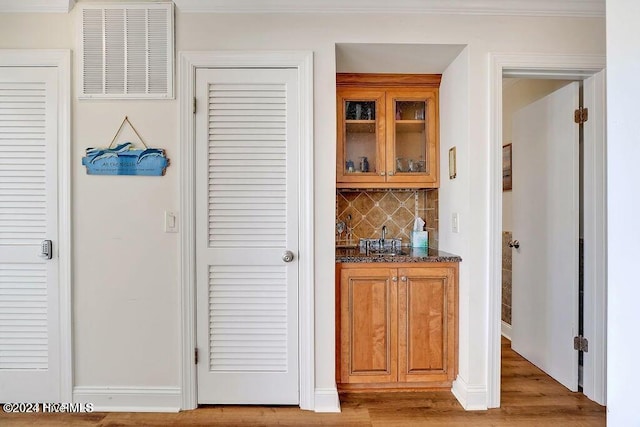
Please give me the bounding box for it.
[178,51,315,410]
[0,49,72,401]
[488,53,606,408]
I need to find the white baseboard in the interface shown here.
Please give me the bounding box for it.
[501,321,512,340]
[451,376,488,410]
[313,387,341,413]
[73,386,181,412]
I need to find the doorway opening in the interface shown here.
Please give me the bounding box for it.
[501,76,584,391]
[488,54,606,409]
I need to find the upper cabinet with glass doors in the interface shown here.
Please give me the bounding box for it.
[337,74,441,188]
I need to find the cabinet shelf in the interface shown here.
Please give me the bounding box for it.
[345,120,377,133]
[395,120,426,133]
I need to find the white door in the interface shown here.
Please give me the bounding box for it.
[511,82,579,391]
[0,67,61,401]
[195,68,299,404]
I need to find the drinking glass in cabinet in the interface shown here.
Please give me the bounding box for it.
[394,100,427,175]
[346,101,375,120]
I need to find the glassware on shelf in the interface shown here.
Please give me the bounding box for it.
[345,101,376,121]
[396,157,404,172]
[359,156,369,172]
[336,221,346,240]
[346,160,355,173]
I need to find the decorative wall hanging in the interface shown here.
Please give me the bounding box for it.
[82,116,170,176]
[448,146,457,180]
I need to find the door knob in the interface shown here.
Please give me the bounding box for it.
[508,240,520,249]
[282,250,295,263]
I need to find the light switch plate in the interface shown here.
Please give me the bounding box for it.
[165,211,178,233]
[452,213,459,233]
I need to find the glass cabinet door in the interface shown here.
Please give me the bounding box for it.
[386,90,438,185]
[337,89,386,183]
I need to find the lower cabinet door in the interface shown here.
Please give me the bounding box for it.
[340,268,397,383]
[397,267,457,384]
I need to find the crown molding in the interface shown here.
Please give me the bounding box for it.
[172,0,605,18]
[0,0,75,13]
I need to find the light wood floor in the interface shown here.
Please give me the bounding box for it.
[0,338,605,426]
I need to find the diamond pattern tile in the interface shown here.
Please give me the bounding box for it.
[353,193,375,215]
[395,207,414,229]
[366,206,387,227]
[379,192,400,215]
[336,189,438,249]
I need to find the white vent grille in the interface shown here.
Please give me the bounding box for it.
[208,265,288,372]
[79,2,174,99]
[207,83,287,248]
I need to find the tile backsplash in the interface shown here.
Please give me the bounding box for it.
[336,189,438,250]
[502,231,512,325]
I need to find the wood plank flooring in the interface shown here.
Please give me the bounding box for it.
[0,338,605,426]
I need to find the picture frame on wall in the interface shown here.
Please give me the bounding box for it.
[503,143,512,191]
[449,146,457,179]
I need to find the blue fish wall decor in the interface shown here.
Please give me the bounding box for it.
[82,142,170,176]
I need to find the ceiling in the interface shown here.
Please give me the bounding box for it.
[171,0,605,17]
[336,43,466,74]
[0,0,605,17]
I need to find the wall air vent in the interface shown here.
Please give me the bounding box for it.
[78,2,174,99]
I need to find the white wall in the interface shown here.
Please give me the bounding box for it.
[0,8,605,410]
[606,0,640,424]
[438,47,475,403]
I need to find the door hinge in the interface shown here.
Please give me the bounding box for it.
[195,348,199,364]
[193,97,197,114]
[574,336,589,352]
[574,107,588,124]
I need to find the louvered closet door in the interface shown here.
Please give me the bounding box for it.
[195,68,299,404]
[0,67,60,401]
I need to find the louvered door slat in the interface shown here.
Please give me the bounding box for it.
[0,264,47,370]
[0,66,60,401]
[209,266,287,372]
[196,68,299,404]
[0,81,46,247]
[207,84,288,248]
[0,78,48,369]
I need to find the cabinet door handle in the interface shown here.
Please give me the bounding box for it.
[392,276,398,282]
[388,171,394,176]
[380,171,386,176]
[400,276,407,282]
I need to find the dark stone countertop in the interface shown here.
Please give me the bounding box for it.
[335,247,462,263]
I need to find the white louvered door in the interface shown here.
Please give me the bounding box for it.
[0,67,60,401]
[195,68,299,404]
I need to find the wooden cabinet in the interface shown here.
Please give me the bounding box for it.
[337,263,458,390]
[337,74,441,189]
[339,267,397,384]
